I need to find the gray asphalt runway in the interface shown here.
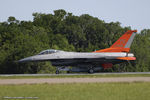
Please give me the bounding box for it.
[0,77,150,85]
[0,72,150,77]
[0,72,150,85]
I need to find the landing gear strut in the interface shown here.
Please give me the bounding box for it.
[56,67,60,74]
[56,70,60,74]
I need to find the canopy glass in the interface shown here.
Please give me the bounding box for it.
[38,49,61,55]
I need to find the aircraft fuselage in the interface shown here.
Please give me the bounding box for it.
[19,51,134,66]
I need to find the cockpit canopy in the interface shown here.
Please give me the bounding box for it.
[38,49,62,55]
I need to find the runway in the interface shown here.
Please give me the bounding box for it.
[0,77,150,85]
[0,72,150,85]
[0,72,150,77]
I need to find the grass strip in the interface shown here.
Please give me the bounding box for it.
[0,82,150,100]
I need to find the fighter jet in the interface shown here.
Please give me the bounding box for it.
[18,30,137,74]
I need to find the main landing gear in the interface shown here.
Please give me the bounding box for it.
[88,67,94,74]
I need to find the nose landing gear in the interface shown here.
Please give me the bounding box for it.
[55,66,69,74]
[56,70,60,74]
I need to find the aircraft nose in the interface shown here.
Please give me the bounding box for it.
[18,57,33,63]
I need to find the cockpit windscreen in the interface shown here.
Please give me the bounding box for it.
[38,49,60,55]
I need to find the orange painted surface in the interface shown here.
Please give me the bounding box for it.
[93,48,130,53]
[94,30,137,53]
[117,57,136,60]
[110,30,137,48]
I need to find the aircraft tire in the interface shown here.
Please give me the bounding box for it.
[88,69,94,74]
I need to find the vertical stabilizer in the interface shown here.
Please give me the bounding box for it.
[94,30,137,53]
[110,30,137,48]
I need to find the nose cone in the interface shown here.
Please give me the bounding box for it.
[18,56,33,63]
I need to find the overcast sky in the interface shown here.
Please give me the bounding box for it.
[0,0,150,32]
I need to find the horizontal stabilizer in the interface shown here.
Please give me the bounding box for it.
[117,57,136,60]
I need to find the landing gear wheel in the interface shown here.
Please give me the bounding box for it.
[88,69,94,74]
[56,70,59,74]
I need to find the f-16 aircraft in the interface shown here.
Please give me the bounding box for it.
[19,30,137,74]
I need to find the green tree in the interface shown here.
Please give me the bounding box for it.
[0,9,150,73]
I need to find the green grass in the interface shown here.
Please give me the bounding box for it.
[0,82,150,100]
[0,74,150,79]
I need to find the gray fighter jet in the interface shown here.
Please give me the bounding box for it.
[18,30,137,74]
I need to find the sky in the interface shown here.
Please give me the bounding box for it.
[0,0,150,32]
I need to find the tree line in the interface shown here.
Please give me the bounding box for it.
[0,9,150,74]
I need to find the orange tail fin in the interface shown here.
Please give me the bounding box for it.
[94,30,137,53]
